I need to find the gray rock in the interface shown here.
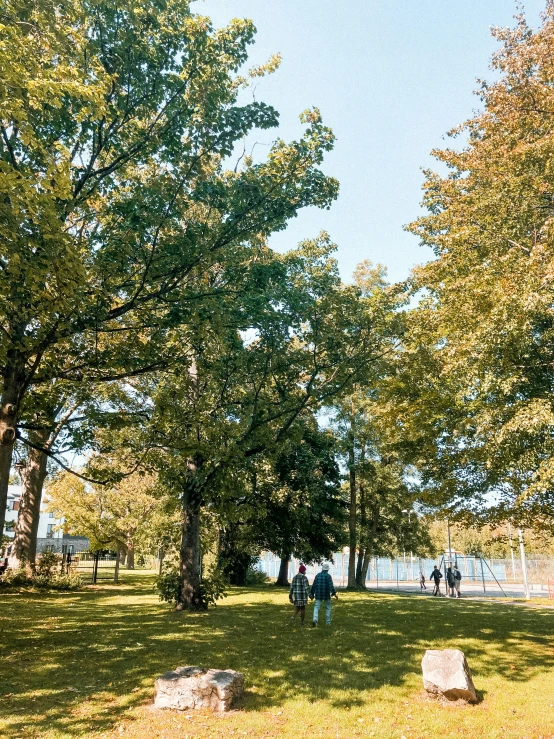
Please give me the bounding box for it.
[154,666,244,712]
[421,649,477,703]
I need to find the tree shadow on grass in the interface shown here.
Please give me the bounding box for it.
[1,580,553,737]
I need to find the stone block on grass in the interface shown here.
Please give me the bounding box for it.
[421,649,477,703]
[154,666,244,712]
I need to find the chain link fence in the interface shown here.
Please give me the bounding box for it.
[256,551,554,596]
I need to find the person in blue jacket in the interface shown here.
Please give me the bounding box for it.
[310,563,338,626]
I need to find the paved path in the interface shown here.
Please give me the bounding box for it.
[345,580,553,600]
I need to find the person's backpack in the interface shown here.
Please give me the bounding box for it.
[454,570,462,581]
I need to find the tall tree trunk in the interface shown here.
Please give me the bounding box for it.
[0,443,14,545]
[0,355,24,541]
[355,546,365,586]
[125,542,135,570]
[355,444,367,587]
[10,428,50,567]
[276,553,291,587]
[360,506,380,587]
[359,549,372,587]
[347,441,357,588]
[177,466,204,611]
[114,547,121,584]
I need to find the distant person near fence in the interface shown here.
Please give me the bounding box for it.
[453,565,462,597]
[446,566,458,598]
[430,565,443,596]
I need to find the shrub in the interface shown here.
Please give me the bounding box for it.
[155,565,227,607]
[35,551,61,578]
[245,565,269,586]
[0,557,82,591]
[0,564,31,587]
[46,572,83,590]
[200,568,227,606]
[155,568,182,604]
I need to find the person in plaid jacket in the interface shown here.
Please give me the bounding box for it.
[289,564,310,625]
[310,563,338,626]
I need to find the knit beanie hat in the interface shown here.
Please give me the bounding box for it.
[299,564,306,573]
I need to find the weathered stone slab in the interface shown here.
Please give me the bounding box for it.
[154,666,244,711]
[422,649,477,703]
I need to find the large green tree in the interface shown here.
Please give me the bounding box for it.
[328,261,404,587]
[0,0,339,539]
[227,415,345,588]
[395,8,554,527]
[107,238,399,609]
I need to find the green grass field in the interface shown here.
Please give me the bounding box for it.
[1,573,554,739]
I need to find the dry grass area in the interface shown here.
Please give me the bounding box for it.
[1,572,554,739]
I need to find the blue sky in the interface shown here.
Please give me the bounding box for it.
[197,0,545,283]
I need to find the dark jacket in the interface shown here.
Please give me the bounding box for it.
[310,571,336,600]
[430,569,442,583]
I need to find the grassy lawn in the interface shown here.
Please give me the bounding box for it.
[1,573,554,739]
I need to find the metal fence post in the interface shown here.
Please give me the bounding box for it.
[92,551,99,585]
[480,556,486,594]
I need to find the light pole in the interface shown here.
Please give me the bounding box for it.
[518,528,531,600]
[402,509,415,583]
[508,523,517,582]
[447,518,453,566]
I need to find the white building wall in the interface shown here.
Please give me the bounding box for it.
[5,485,64,541]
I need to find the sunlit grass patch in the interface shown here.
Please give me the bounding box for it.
[1,574,554,738]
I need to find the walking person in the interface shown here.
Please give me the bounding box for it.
[453,564,462,597]
[446,565,457,597]
[310,563,338,626]
[419,571,427,591]
[430,565,443,596]
[289,564,310,625]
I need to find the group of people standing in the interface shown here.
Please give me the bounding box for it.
[421,565,462,597]
[289,563,338,626]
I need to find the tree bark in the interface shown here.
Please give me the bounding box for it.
[125,543,135,570]
[359,549,372,587]
[10,428,50,567]
[0,443,14,546]
[0,344,25,540]
[276,553,291,587]
[114,546,120,584]
[355,547,365,587]
[347,441,357,588]
[355,444,367,587]
[177,468,204,610]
